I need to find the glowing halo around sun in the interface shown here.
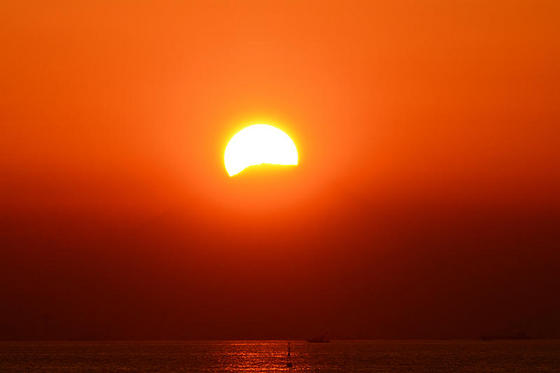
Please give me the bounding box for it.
[224,124,299,177]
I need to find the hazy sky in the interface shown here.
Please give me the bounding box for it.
[1,0,559,339]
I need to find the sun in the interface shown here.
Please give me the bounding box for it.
[224,124,299,177]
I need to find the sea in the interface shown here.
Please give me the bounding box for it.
[1,340,559,372]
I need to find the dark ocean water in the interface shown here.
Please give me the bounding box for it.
[1,340,559,372]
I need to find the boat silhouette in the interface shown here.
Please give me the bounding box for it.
[286,342,293,368]
[306,335,330,343]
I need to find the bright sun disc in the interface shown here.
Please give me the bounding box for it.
[224,124,298,177]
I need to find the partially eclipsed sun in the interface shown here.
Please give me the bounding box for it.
[224,124,299,177]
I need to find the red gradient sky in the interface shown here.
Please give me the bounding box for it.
[1,1,559,339]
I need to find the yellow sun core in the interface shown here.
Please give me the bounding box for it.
[224,124,299,177]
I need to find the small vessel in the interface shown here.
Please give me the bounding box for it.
[306,335,330,343]
[286,342,293,368]
[480,330,532,341]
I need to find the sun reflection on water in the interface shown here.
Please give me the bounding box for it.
[218,341,308,372]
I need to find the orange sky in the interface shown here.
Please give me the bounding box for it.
[1,1,559,339]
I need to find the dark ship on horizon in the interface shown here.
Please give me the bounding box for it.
[480,330,533,341]
[306,335,330,343]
